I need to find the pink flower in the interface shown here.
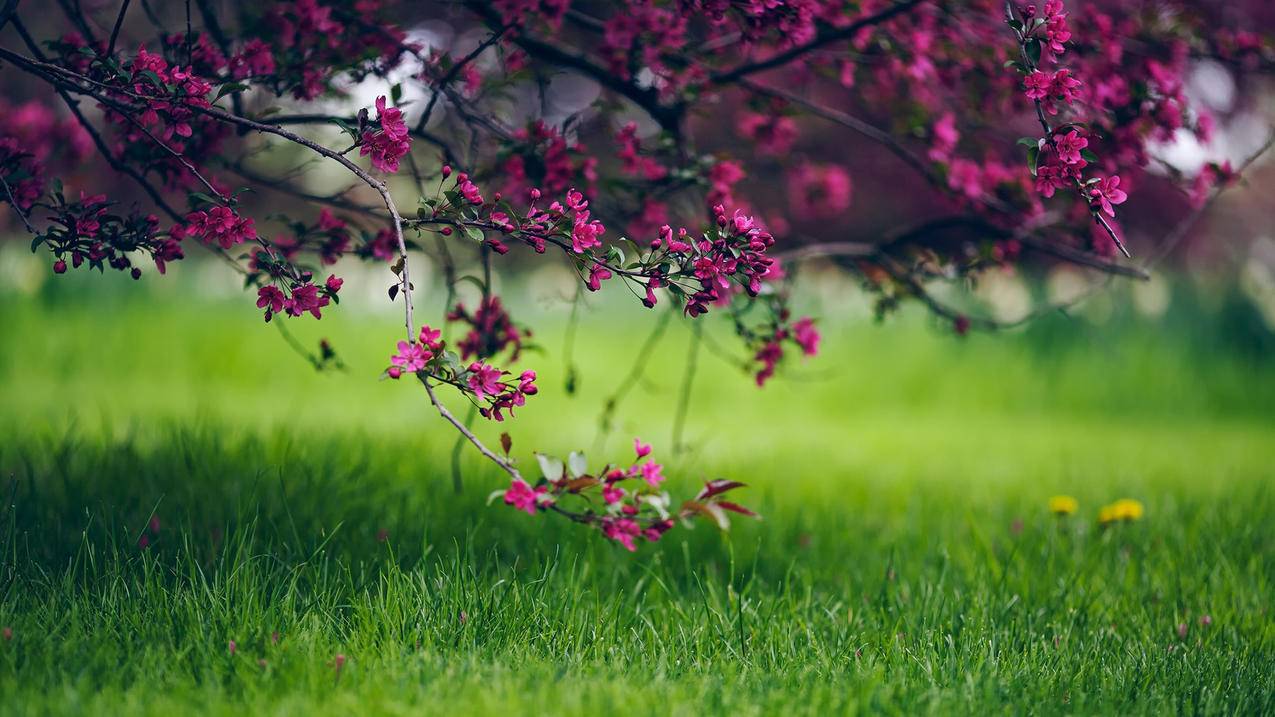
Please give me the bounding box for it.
[325,274,343,293]
[504,479,548,515]
[928,112,959,162]
[638,459,664,488]
[287,283,329,319]
[391,341,429,373]
[643,519,674,543]
[585,263,612,292]
[793,317,820,356]
[1050,69,1082,105]
[788,162,852,219]
[184,206,256,249]
[517,370,538,395]
[602,484,625,504]
[1088,175,1127,217]
[466,362,503,401]
[1053,130,1088,166]
[736,111,798,155]
[634,438,651,458]
[418,324,443,350]
[359,95,411,174]
[601,517,641,551]
[571,212,605,253]
[1023,71,1051,101]
[229,39,275,79]
[256,285,285,317]
[1034,163,1068,199]
[754,340,783,386]
[457,174,484,204]
[947,159,984,200]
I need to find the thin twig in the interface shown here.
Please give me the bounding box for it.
[1,176,36,234]
[710,0,931,84]
[106,0,132,57]
[420,376,521,481]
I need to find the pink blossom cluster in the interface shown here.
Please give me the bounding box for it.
[1022,69,1082,115]
[32,191,182,279]
[601,4,699,98]
[682,205,778,316]
[269,209,354,265]
[178,205,258,249]
[1010,1,1130,239]
[360,96,411,174]
[409,166,816,385]
[257,0,408,100]
[787,162,853,220]
[448,296,530,362]
[1024,1,1073,58]
[386,325,539,421]
[615,122,667,181]
[753,315,821,387]
[502,439,756,551]
[255,274,342,322]
[497,121,598,199]
[41,36,230,189]
[737,109,799,156]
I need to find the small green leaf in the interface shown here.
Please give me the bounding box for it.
[213,82,249,102]
[567,451,588,479]
[536,454,564,482]
[1025,39,1042,67]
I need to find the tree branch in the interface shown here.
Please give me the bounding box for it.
[710,0,931,84]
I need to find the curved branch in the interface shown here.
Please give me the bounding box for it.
[420,376,521,481]
[710,0,931,84]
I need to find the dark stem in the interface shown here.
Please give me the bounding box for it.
[106,0,131,57]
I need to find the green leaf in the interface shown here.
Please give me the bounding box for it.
[567,451,588,479]
[138,70,167,90]
[213,82,249,102]
[536,454,564,483]
[464,226,485,243]
[1026,146,1040,177]
[1080,149,1100,164]
[188,192,220,207]
[1025,39,1042,67]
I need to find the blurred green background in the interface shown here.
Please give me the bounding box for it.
[1,246,1273,713]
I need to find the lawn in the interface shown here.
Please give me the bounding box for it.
[1,267,1273,714]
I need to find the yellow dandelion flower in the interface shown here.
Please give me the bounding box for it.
[1110,498,1144,522]
[1097,504,1117,526]
[1048,495,1078,516]
[1098,498,1144,525]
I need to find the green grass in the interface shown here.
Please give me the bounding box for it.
[1,267,1273,715]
